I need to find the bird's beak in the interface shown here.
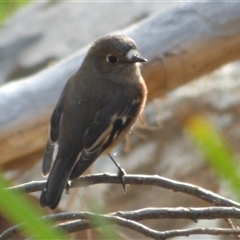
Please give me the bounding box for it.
[131,55,147,63]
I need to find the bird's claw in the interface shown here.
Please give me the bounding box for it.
[118,167,127,193]
[65,181,71,196]
[108,154,128,193]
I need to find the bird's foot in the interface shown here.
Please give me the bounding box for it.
[108,154,127,193]
[65,181,71,196]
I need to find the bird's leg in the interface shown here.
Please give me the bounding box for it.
[65,181,71,196]
[108,154,127,193]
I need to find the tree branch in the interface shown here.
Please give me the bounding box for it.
[5,174,240,239]
[158,228,240,239]
[2,207,240,240]
[8,174,240,208]
[36,207,240,222]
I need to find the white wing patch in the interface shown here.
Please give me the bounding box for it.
[52,143,59,162]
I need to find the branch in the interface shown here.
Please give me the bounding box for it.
[38,207,240,222]
[8,173,240,208]
[158,228,240,239]
[58,214,161,239]
[2,207,240,240]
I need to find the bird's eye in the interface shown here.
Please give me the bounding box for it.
[106,55,118,64]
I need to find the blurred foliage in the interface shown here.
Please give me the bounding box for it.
[0,174,66,239]
[88,203,120,239]
[186,115,240,200]
[0,1,66,238]
[0,1,30,25]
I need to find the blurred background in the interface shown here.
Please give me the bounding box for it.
[1,1,240,239]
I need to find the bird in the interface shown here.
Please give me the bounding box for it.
[40,34,147,209]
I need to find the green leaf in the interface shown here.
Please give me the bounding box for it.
[186,116,240,200]
[0,1,30,25]
[0,174,67,239]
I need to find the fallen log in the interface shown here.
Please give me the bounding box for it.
[1,1,240,168]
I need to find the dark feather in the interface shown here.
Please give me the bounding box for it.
[69,98,141,180]
[40,154,77,209]
[42,91,64,176]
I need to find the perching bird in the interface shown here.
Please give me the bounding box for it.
[40,34,147,209]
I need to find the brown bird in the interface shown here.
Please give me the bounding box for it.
[40,34,147,209]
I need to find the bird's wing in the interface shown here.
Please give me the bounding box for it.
[69,97,141,180]
[42,87,65,176]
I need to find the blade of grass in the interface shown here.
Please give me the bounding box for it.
[186,116,240,200]
[0,173,66,239]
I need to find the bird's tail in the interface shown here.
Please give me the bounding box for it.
[40,156,75,209]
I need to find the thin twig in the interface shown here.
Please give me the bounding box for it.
[159,228,240,239]
[57,214,161,240]
[2,207,240,240]
[0,224,21,240]
[39,207,240,222]
[4,174,240,239]
[7,174,240,208]
[224,218,240,240]
[53,214,240,240]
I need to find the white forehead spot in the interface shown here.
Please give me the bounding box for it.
[126,49,138,60]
